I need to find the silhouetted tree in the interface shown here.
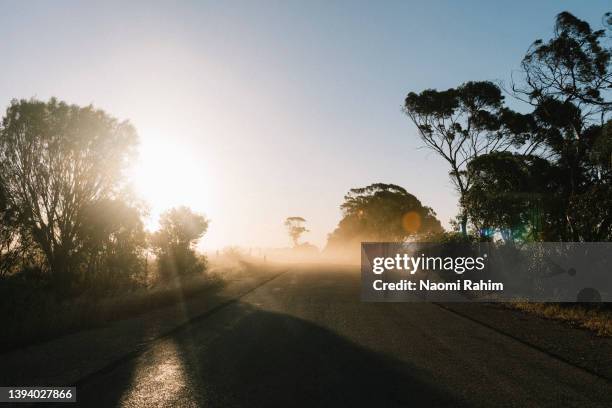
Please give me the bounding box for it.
[513,11,611,118]
[284,217,308,247]
[0,184,34,276]
[464,152,560,241]
[407,12,611,242]
[465,12,612,241]
[0,98,138,286]
[326,183,442,249]
[79,199,148,291]
[151,206,209,280]
[404,81,530,234]
[512,12,611,240]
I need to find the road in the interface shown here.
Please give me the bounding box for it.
[74,265,612,407]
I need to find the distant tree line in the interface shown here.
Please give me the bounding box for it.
[0,98,209,296]
[405,12,611,242]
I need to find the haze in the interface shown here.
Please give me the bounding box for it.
[0,0,607,250]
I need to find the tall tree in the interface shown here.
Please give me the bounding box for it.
[513,11,611,198]
[513,11,611,120]
[0,98,137,284]
[485,11,612,241]
[460,12,612,241]
[284,217,308,247]
[404,81,530,234]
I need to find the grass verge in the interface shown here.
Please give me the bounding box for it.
[507,302,612,337]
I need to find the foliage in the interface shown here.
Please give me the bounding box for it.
[79,199,148,292]
[408,12,612,242]
[0,184,35,276]
[465,152,560,241]
[566,184,612,241]
[284,216,309,247]
[0,98,138,287]
[404,81,531,234]
[326,183,442,249]
[469,12,612,241]
[514,11,611,117]
[151,206,209,280]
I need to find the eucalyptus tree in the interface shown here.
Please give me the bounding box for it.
[326,183,442,250]
[404,81,530,234]
[284,217,309,247]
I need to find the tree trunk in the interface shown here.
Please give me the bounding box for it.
[460,215,468,236]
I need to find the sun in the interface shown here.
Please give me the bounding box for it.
[128,137,209,231]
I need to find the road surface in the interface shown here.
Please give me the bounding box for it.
[74,265,612,407]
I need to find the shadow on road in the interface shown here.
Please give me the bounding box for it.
[76,302,467,407]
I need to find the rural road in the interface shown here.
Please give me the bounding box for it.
[72,265,612,407]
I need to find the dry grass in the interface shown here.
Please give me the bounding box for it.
[0,275,221,351]
[0,268,231,351]
[0,258,274,351]
[508,302,612,337]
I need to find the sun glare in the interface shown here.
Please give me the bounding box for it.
[129,138,209,232]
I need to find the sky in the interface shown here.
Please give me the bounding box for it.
[0,0,609,250]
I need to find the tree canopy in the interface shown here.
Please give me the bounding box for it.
[284,216,309,247]
[406,11,611,242]
[326,183,442,249]
[404,81,532,234]
[0,98,138,286]
[151,206,209,280]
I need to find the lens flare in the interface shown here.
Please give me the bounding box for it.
[402,211,421,233]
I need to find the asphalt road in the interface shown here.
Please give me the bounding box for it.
[74,265,612,407]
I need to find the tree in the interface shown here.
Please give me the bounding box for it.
[0,98,138,286]
[284,217,308,247]
[79,198,148,291]
[0,184,34,277]
[151,206,209,280]
[407,12,611,242]
[513,12,611,199]
[326,183,442,249]
[468,12,612,241]
[464,152,561,241]
[513,11,611,119]
[404,81,530,234]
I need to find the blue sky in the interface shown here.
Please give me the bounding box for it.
[1,1,609,249]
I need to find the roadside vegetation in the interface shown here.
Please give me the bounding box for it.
[0,261,222,350]
[0,99,219,350]
[508,302,612,337]
[403,12,611,242]
[325,12,611,333]
[404,12,611,333]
